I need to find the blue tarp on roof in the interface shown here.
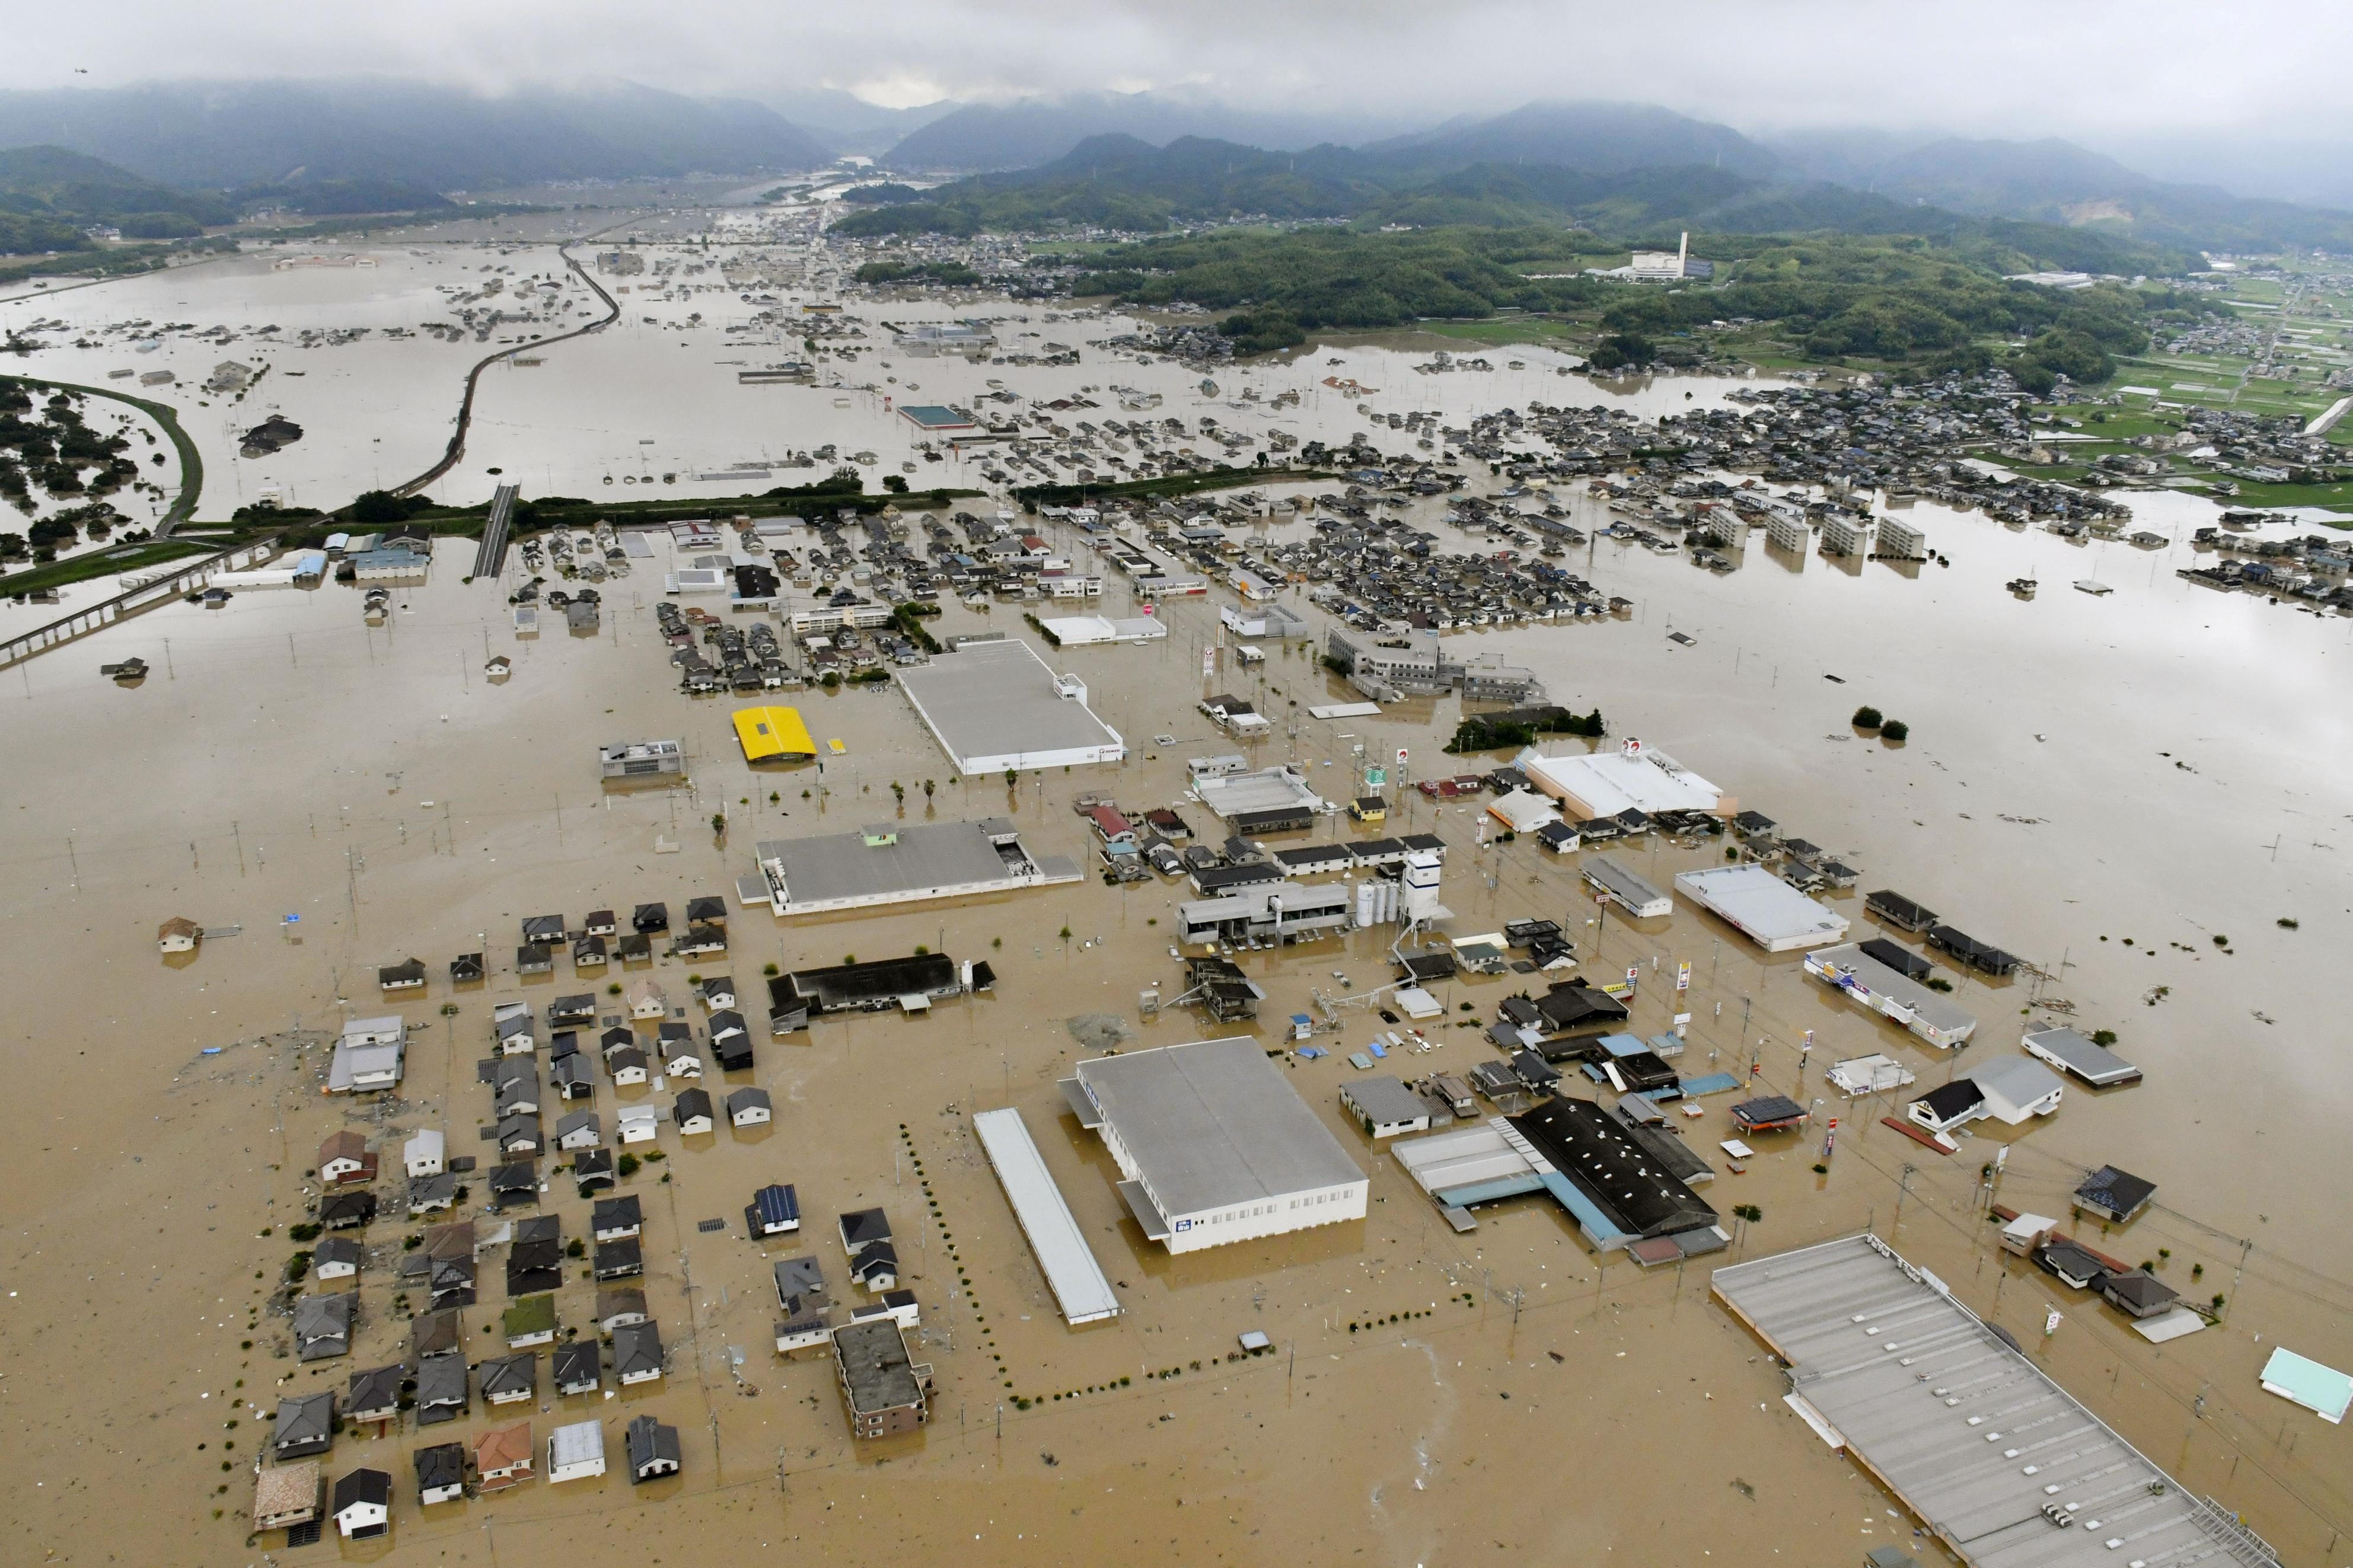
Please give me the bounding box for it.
[1651,1071,1740,1099]
[1432,1174,1547,1208]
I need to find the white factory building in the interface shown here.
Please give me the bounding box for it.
[1519,738,1731,820]
[895,638,1127,773]
[1062,1037,1367,1254]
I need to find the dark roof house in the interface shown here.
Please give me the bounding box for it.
[2072,1165,2157,1225]
[273,1391,336,1459]
[626,1414,683,1482]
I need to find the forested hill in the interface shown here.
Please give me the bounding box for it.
[0,145,456,255]
[1067,224,2214,391]
[833,133,2199,273]
[0,145,234,251]
[842,119,2353,257]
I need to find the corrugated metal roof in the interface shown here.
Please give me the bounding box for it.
[973,1108,1121,1326]
[1714,1236,2280,1568]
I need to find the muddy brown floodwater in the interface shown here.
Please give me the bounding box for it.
[2,369,2349,1565]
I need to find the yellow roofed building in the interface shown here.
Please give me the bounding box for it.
[733,706,817,764]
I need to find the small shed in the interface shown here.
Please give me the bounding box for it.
[158,916,201,954]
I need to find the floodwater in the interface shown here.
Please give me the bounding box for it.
[2,233,1742,525]
[2,231,2348,1568]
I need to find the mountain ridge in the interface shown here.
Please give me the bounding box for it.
[0,79,831,190]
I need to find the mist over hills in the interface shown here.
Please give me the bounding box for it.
[866,95,2349,253]
[1769,128,2353,252]
[763,88,957,158]
[0,76,2346,256]
[876,92,1415,173]
[0,79,831,190]
[1360,101,1781,179]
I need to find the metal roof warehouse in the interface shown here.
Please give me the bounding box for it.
[1063,1037,1366,1254]
[1675,864,1851,951]
[1713,1235,2278,1568]
[753,819,1080,916]
[895,639,1126,772]
[972,1107,1122,1326]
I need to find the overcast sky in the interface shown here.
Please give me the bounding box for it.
[8,0,2349,146]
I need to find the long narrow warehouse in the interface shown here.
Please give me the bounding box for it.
[971,1107,1123,1326]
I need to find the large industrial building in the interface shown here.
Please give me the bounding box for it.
[1713,1235,2278,1568]
[1324,624,1542,704]
[1176,882,1353,946]
[751,819,1080,917]
[1520,739,1730,819]
[1193,764,1324,822]
[1674,864,1850,951]
[895,639,1126,772]
[1393,1107,1723,1260]
[1803,941,1978,1048]
[1062,1037,1366,1253]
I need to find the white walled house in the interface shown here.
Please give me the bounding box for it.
[404,1129,446,1178]
[547,1420,606,1483]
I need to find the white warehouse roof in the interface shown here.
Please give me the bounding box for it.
[1066,1037,1363,1235]
[1522,742,1724,817]
[1674,864,1850,951]
[971,1108,1121,1326]
[896,639,1126,773]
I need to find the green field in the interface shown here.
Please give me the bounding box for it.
[0,536,215,598]
[1414,317,1579,346]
